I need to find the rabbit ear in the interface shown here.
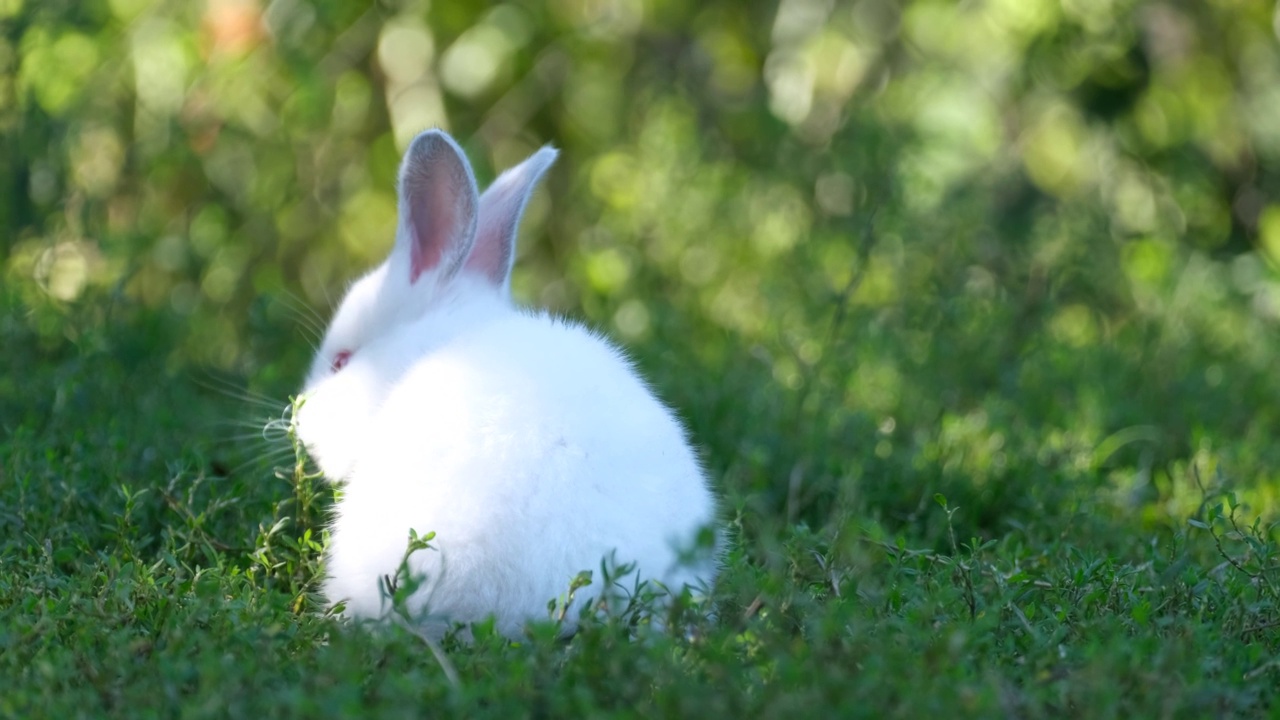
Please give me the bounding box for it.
[464,146,558,291]
[395,130,480,286]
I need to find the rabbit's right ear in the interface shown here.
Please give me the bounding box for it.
[465,146,558,292]
[394,130,480,286]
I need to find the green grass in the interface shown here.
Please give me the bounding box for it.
[2,286,1278,719]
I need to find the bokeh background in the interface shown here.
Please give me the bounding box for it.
[4,0,1280,544]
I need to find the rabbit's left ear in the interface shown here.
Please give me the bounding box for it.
[465,146,558,292]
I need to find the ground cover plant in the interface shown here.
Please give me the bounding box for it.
[3,0,1280,717]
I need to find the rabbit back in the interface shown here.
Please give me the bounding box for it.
[322,304,715,633]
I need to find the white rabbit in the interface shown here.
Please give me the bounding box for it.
[295,129,718,637]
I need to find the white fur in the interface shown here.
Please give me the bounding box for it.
[296,130,717,637]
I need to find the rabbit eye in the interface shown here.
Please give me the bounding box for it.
[331,350,352,372]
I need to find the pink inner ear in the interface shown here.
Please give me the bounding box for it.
[408,226,442,284]
[407,169,460,285]
[466,182,519,284]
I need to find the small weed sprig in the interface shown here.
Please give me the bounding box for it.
[377,528,460,687]
[379,528,437,609]
[249,395,331,613]
[109,483,150,562]
[548,570,596,628]
[547,555,708,638]
[1189,491,1280,640]
[936,494,997,621]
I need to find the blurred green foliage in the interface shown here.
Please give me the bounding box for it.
[4,0,1280,533]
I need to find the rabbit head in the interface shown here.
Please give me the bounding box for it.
[297,130,557,482]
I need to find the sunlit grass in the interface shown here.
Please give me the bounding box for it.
[1,284,1278,716]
